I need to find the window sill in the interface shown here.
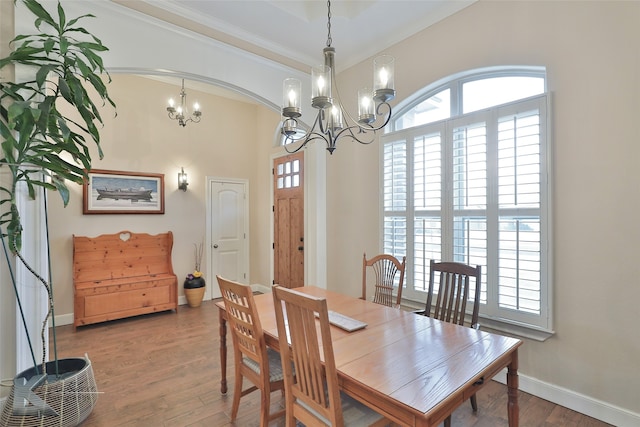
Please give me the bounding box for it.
[400,299,554,342]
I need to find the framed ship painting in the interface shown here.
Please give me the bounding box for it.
[83,169,165,214]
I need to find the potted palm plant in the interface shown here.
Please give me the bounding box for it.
[0,0,115,425]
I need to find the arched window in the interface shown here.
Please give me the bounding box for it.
[381,67,552,338]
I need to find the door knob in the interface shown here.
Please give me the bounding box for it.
[213,244,219,249]
[298,246,304,251]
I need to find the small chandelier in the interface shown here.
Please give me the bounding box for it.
[281,0,395,154]
[167,79,202,127]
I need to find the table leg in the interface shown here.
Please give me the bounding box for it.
[507,349,519,426]
[218,307,228,394]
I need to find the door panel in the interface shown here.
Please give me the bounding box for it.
[290,197,304,285]
[209,180,247,299]
[275,200,291,286]
[274,152,304,288]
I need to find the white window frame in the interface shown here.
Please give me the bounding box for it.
[381,68,553,341]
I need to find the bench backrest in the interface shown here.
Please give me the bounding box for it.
[73,230,175,283]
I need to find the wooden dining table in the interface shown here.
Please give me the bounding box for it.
[216,286,522,427]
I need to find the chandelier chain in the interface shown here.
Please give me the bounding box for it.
[326,0,332,47]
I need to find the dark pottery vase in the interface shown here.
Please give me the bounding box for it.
[184,276,206,307]
[184,276,206,289]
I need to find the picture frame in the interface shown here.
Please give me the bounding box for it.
[83,169,165,214]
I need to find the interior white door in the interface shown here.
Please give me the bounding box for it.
[207,178,249,299]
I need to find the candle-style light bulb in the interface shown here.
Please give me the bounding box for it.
[317,75,325,94]
[168,98,175,108]
[331,105,343,130]
[373,55,395,103]
[361,95,371,110]
[288,89,296,107]
[379,67,389,88]
[311,65,332,109]
[358,87,375,124]
[193,102,200,112]
[282,78,301,118]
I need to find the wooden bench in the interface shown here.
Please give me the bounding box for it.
[73,230,178,328]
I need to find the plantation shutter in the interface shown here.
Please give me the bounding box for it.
[382,94,550,332]
[494,98,546,321]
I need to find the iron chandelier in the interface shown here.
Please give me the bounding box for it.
[281,0,395,154]
[167,79,202,127]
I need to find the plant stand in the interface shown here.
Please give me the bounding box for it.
[184,286,206,307]
[0,356,97,427]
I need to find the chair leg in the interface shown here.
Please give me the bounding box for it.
[470,393,478,412]
[260,388,270,427]
[230,374,243,421]
[444,415,451,427]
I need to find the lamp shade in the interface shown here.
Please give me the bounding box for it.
[358,87,375,124]
[374,55,394,91]
[373,55,395,103]
[282,78,301,118]
[311,65,332,109]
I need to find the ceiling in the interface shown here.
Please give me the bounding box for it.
[116,0,476,72]
[109,0,476,105]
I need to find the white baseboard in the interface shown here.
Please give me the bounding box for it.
[251,283,272,294]
[54,312,73,327]
[494,369,640,427]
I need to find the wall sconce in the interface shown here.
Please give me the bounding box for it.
[178,167,188,191]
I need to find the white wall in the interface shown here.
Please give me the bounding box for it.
[329,0,640,424]
[46,74,281,317]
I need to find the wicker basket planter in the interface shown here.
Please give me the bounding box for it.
[0,356,97,427]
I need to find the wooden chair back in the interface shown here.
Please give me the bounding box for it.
[419,260,482,427]
[362,253,406,308]
[217,276,285,426]
[272,286,345,427]
[218,276,266,365]
[422,260,482,328]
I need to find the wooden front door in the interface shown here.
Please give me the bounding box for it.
[273,152,304,288]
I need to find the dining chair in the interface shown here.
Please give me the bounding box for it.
[272,286,393,427]
[216,276,286,426]
[414,260,482,427]
[362,253,406,308]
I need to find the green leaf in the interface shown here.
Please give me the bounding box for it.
[57,1,66,29]
[0,0,116,258]
[54,178,70,206]
[23,0,57,30]
[43,38,54,54]
[7,203,22,253]
[76,42,108,52]
[59,36,68,55]
[75,58,90,77]
[57,78,73,103]
[35,64,53,87]
[25,179,36,200]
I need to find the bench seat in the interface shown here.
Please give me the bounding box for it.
[73,231,178,328]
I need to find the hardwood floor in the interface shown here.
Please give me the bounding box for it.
[51,300,612,427]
